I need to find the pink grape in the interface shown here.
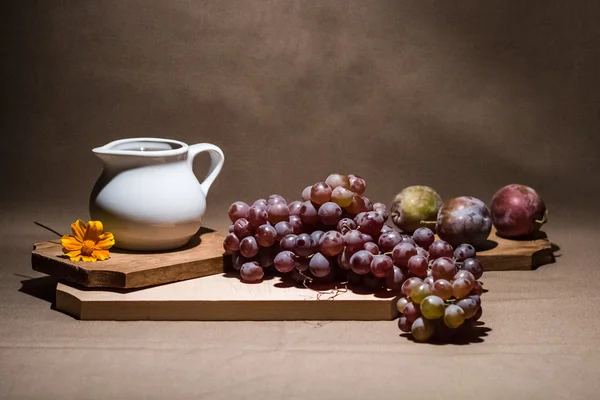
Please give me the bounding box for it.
[309,252,331,278]
[424,276,435,286]
[252,199,268,209]
[392,242,418,268]
[247,206,268,230]
[299,201,319,225]
[267,194,286,206]
[274,250,295,273]
[428,239,454,260]
[310,182,332,205]
[364,242,380,255]
[432,279,453,300]
[274,221,293,240]
[288,215,303,234]
[470,281,484,296]
[452,278,474,299]
[294,233,313,257]
[301,186,312,201]
[454,270,476,282]
[267,203,290,225]
[280,234,297,251]
[345,194,367,215]
[348,174,366,195]
[337,217,357,234]
[228,225,234,233]
[403,302,421,323]
[378,231,403,252]
[318,202,343,226]
[233,218,252,239]
[343,230,368,253]
[401,277,423,297]
[431,257,456,281]
[288,200,302,216]
[349,250,373,275]
[223,232,240,253]
[407,255,428,278]
[398,316,412,333]
[331,186,353,207]
[412,227,435,249]
[228,201,250,223]
[370,254,394,277]
[239,236,259,258]
[319,231,344,256]
[240,262,264,282]
[255,224,277,247]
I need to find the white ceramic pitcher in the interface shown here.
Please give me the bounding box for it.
[89,137,224,251]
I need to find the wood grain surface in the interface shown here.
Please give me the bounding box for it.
[56,274,400,321]
[32,231,225,289]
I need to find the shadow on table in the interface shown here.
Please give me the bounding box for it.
[400,321,491,345]
[17,274,57,307]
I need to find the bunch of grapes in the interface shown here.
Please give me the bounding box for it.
[223,173,486,342]
[396,242,485,342]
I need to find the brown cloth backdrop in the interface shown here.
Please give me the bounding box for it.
[2,1,600,399]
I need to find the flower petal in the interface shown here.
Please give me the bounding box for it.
[68,253,83,262]
[81,255,97,262]
[84,221,104,242]
[95,232,115,249]
[65,250,82,258]
[71,220,87,241]
[92,249,110,261]
[61,235,82,251]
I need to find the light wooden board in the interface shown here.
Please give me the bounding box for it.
[56,274,400,321]
[475,228,553,271]
[32,231,225,289]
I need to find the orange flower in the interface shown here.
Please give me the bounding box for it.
[61,220,115,262]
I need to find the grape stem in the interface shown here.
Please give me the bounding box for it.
[419,220,437,226]
[535,209,549,225]
[298,270,348,301]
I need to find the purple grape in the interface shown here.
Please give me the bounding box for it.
[399,235,416,246]
[347,270,363,286]
[456,297,479,319]
[288,215,303,234]
[309,252,331,278]
[280,234,297,251]
[267,194,287,206]
[239,236,259,258]
[398,316,411,333]
[378,230,403,253]
[412,227,435,249]
[370,254,394,277]
[299,201,319,225]
[294,257,309,271]
[267,203,290,225]
[348,174,366,195]
[364,242,380,255]
[462,258,484,280]
[233,218,252,239]
[363,274,384,291]
[274,250,296,273]
[431,257,456,281]
[310,182,332,205]
[274,221,293,240]
[416,247,429,258]
[255,224,277,247]
[375,207,388,221]
[428,239,454,260]
[319,230,344,256]
[240,262,264,282]
[472,305,483,321]
[403,302,421,323]
[257,246,276,268]
[454,244,476,262]
[392,242,418,268]
[228,225,235,233]
[349,250,374,275]
[407,255,428,278]
[401,277,423,297]
[337,249,353,270]
[228,201,250,223]
[380,225,393,233]
[310,230,325,252]
[424,276,435,286]
[232,252,246,271]
[385,266,406,290]
[357,211,385,236]
[252,199,268,209]
[318,202,343,226]
[223,232,240,253]
[363,197,374,211]
[337,217,357,234]
[288,200,302,216]
[247,206,268,230]
[294,233,313,257]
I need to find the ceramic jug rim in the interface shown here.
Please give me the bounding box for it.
[93,137,189,157]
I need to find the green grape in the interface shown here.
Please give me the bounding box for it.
[411,317,435,342]
[396,297,410,313]
[410,283,432,304]
[444,304,465,328]
[420,295,445,319]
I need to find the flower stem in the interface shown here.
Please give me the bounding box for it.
[33,221,63,238]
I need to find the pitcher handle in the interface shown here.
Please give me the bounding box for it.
[188,143,225,196]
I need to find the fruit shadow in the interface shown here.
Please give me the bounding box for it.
[400,321,491,345]
[501,230,561,270]
[17,274,58,308]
